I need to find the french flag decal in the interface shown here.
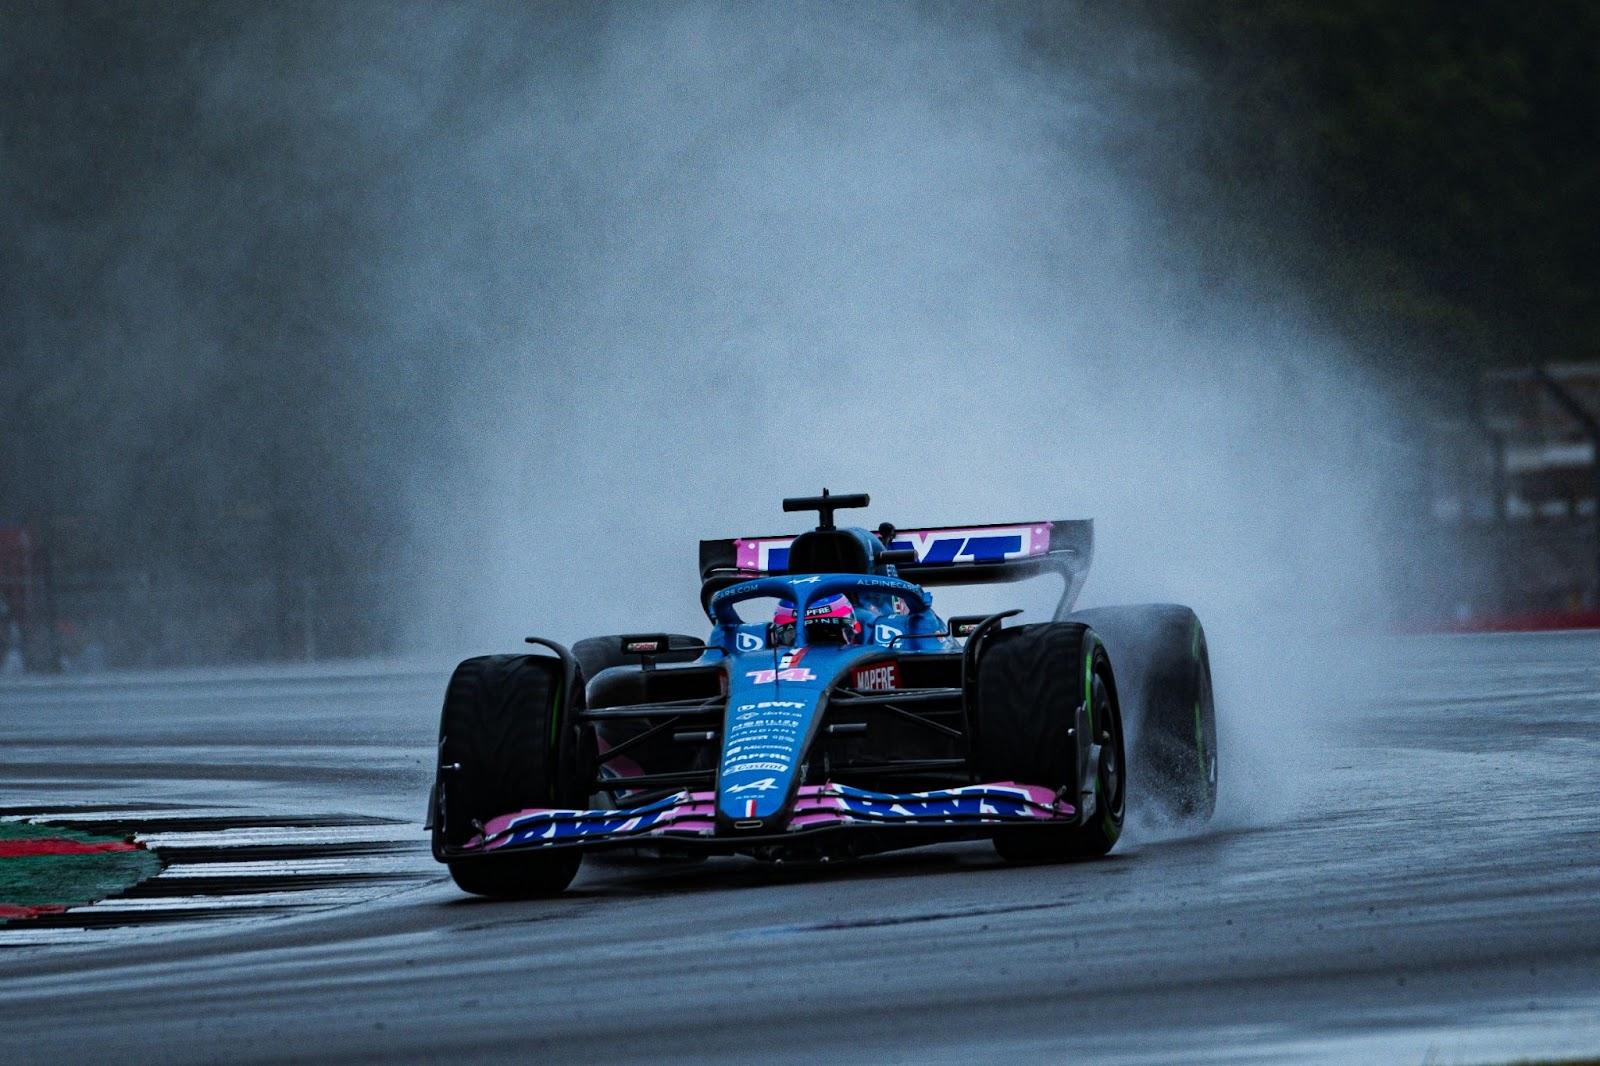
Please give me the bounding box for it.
[744,799,757,818]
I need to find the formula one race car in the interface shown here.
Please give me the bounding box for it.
[428,491,1217,897]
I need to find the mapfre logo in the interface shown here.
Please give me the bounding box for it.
[851,662,899,692]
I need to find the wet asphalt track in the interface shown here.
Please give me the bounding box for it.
[2,632,1598,1064]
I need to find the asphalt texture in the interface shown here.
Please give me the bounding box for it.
[2,633,1598,1064]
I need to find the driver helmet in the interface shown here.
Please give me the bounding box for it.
[772,594,862,647]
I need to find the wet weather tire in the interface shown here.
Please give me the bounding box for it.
[436,654,584,897]
[1068,605,1217,822]
[977,622,1125,862]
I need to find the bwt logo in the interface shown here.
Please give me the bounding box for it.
[887,531,1027,565]
[757,528,1036,572]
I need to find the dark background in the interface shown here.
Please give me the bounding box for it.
[1,1,1595,668]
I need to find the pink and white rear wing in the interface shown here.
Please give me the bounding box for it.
[700,519,1094,616]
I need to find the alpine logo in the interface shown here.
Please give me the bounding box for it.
[726,777,780,793]
[852,662,899,692]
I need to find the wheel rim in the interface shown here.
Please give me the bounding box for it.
[1093,669,1124,822]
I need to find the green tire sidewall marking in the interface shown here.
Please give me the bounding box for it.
[1195,700,1204,759]
[1082,632,1096,737]
[1192,622,1208,780]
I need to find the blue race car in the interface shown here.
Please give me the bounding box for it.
[429,491,1217,896]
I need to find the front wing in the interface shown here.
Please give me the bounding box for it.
[462,781,1075,852]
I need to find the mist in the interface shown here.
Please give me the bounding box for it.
[2,2,1417,826]
[390,5,1403,829]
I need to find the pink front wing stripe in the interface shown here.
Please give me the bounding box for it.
[470,782,1074,850]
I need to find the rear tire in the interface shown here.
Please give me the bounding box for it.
[1069,605,1217,822]
[436,654,584,897]
[977,623,1125,862]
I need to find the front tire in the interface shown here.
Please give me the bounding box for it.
[977,623,1125,862]
[436,654,584,897]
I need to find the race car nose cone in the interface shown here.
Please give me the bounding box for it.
[717,812,775,836]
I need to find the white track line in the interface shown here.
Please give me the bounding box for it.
[137,825,421,849]
[5,810,392,826]
[68,888,377,913]
[1,812,430,940]
[0,926,157,948]
[0,808,181,820]
[152,856,428,878]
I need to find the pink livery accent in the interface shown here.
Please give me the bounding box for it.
[464,781,1075,851]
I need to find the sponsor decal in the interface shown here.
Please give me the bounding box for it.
[725,761,787,772]
[734,700,805,712]
[736,630,765,652]
[745,668,816,684]
[950,617,984,638]
[734,525,1050,573]
[726,752,792,764]
[734,706,804,720]
[887,526,1043,565]
[623,639,662,653]
[852,662,899,691]
[726,777,779,793]
[874,623,903,646]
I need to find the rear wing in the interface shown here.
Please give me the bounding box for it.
[699,519,1093,619]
